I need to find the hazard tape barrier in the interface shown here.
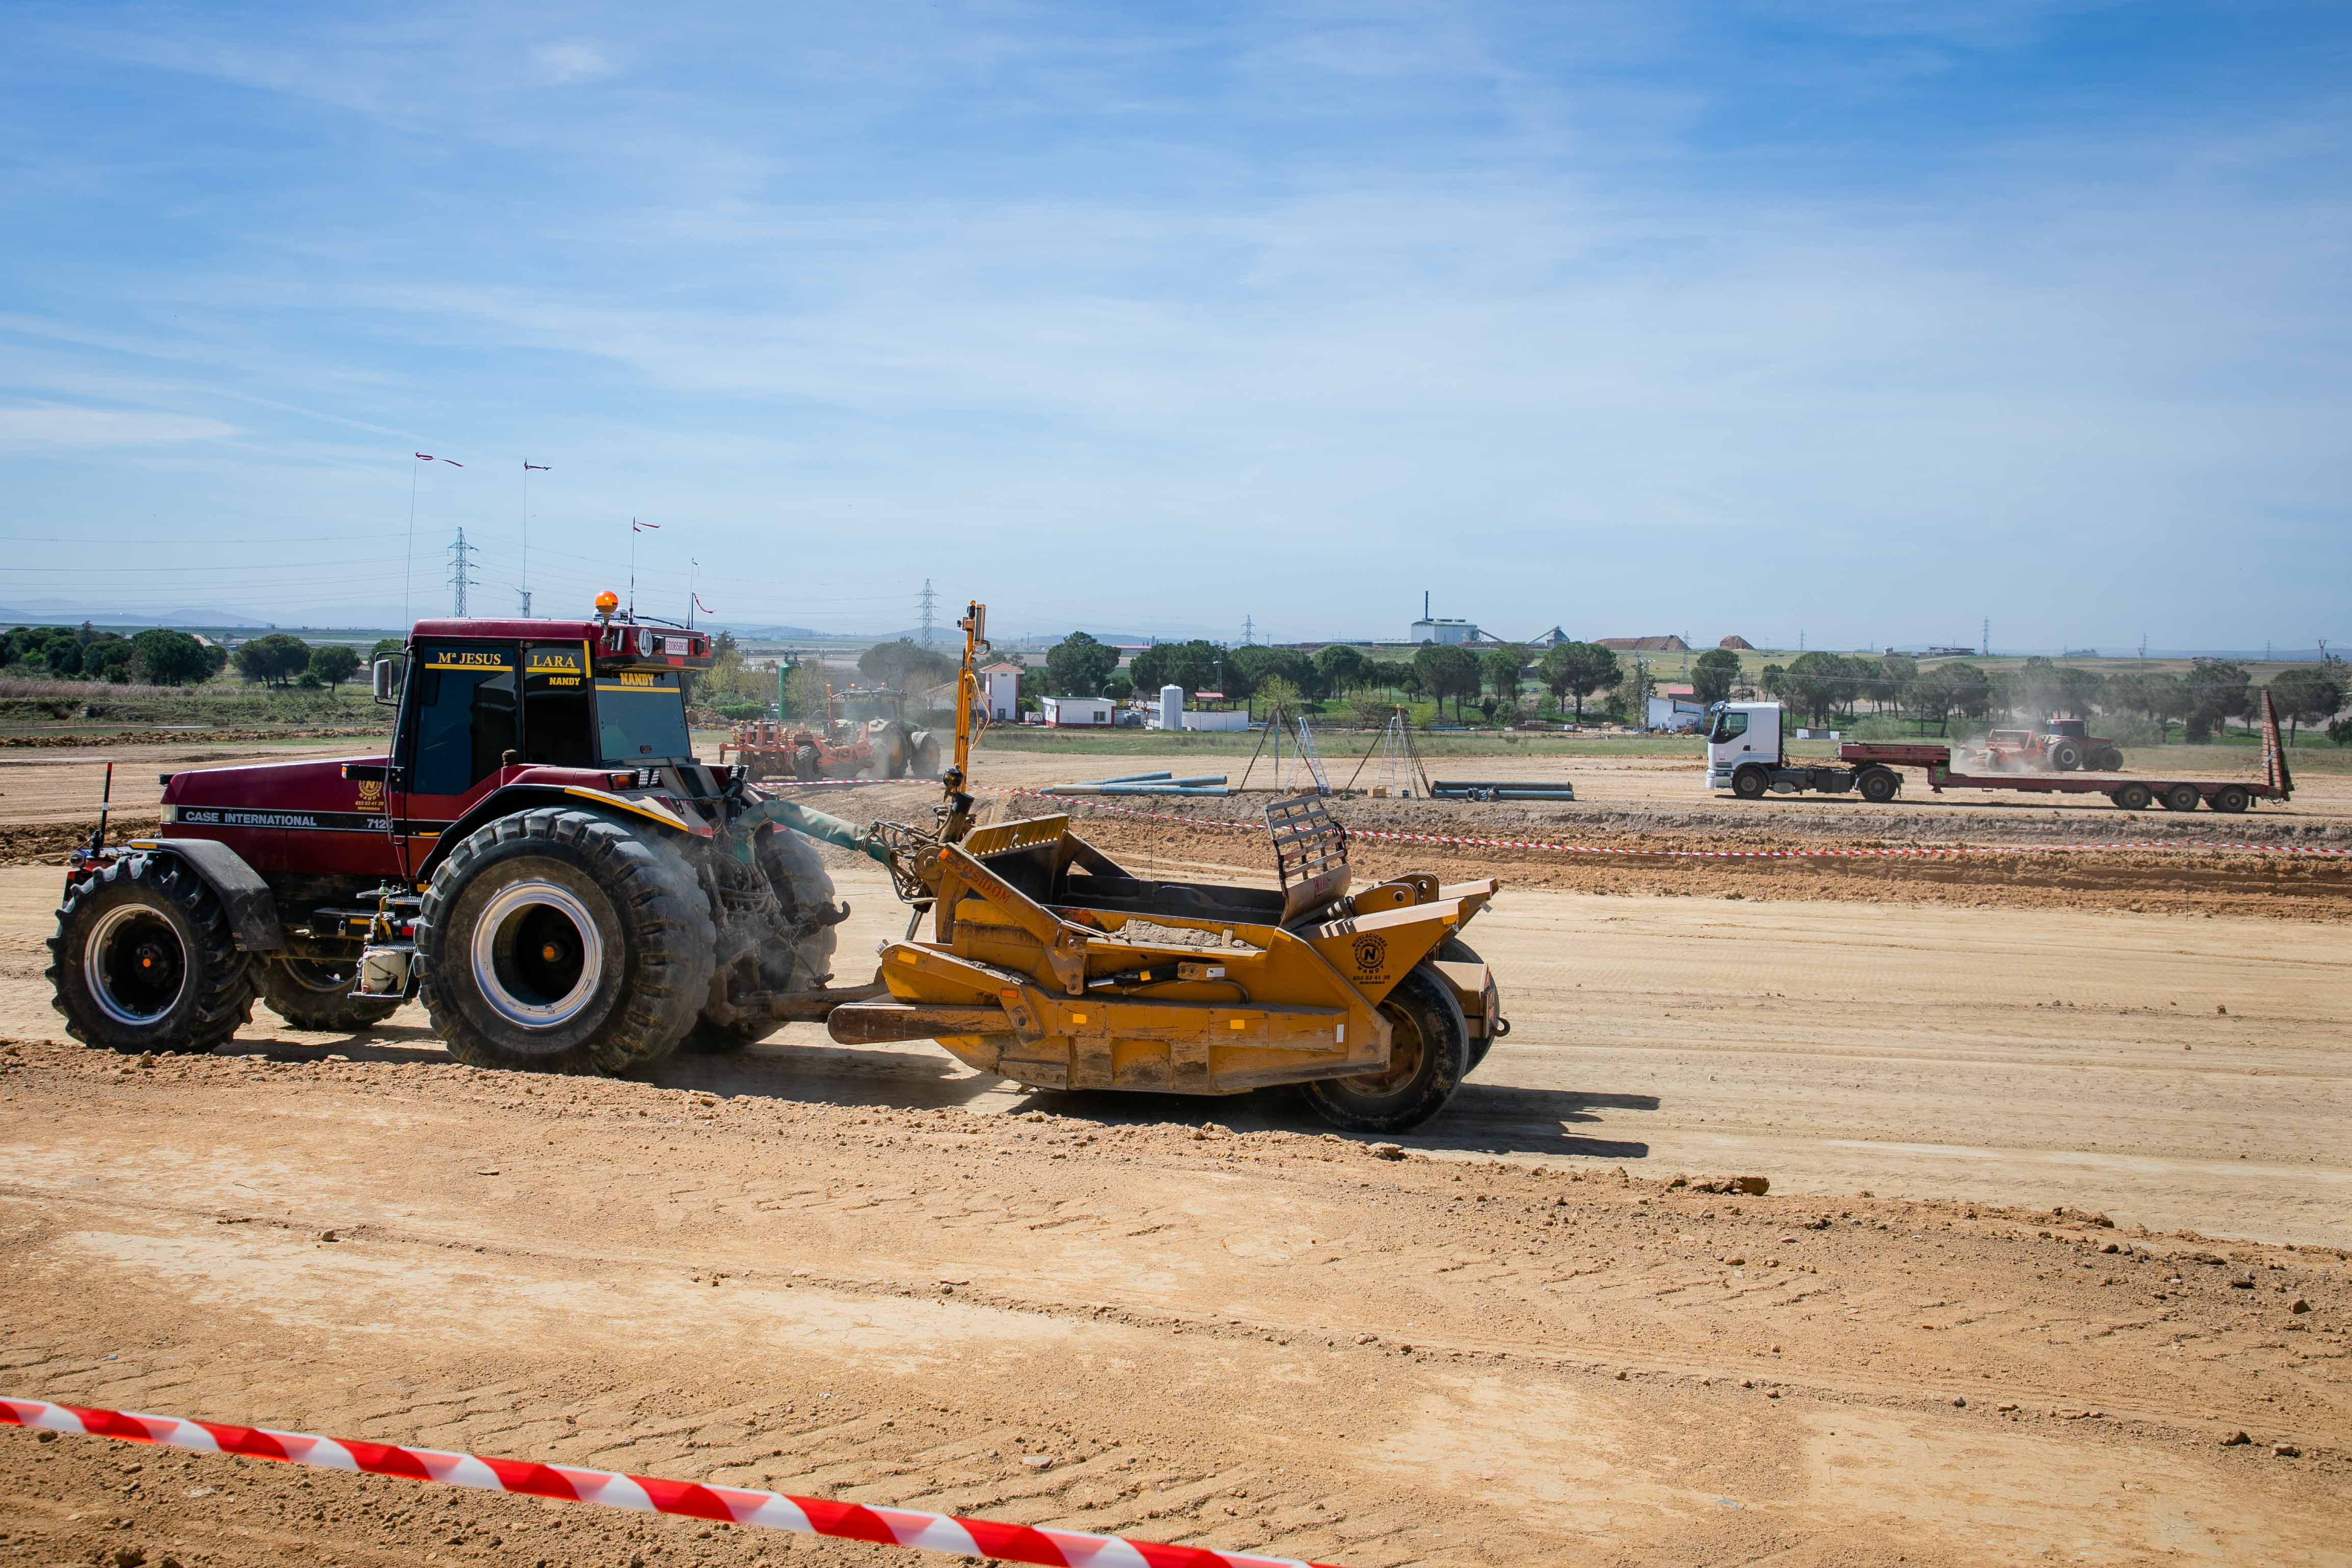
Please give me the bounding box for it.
[972,787,2351,860]
[1,1396,1337,1568]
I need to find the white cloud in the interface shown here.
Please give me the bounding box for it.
[0,407,239,448]
[531,40,618,86]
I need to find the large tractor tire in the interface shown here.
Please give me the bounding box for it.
[2094,747,2125,772]
[257,956,402,1032]
[48,854,256,1055]
[875,721,912,779]
[2047,740,2083,772]
[908,729,942,780]
[1300,964,1469,1134]
[416,807,715,1075]
[791,745,821,782]
[1435,934,1502,1071]
[680,827,841,1055]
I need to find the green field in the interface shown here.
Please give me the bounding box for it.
[0,675,384,739]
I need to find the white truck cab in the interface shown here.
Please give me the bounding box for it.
[1705,700,1783,790]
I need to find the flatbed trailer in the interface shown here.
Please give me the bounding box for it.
[1707,693,2293,813]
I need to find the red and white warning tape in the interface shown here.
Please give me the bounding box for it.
[1,1397,1337,1568]
[975,787,2352,860]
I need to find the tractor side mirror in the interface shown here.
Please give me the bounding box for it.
[371,655,407,707]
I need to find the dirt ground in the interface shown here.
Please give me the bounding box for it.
[4,739,2350,1566]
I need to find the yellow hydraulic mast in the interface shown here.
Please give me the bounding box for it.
[936,601,988,844]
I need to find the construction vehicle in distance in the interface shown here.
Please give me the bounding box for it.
[721,687,940,784]
[48,597,1502,1132]
[1975,718,2125,773]
[1705,694,2291,812]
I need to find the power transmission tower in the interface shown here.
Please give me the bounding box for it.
[1242,614,1255,646]
[919,580,937,646]
[2138,633,2147,660]
[447,529,479,618]
[1981,616,1990,657]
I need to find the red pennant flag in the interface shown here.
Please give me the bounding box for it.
[693,593,713,614]
[633,518,660,532]
[524,462,550,472]
[414,452,433,461]
[441,458,464,467]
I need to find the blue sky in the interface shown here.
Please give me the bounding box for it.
[2,1,2346,648]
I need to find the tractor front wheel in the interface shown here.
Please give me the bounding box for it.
[258,956,401,1032]
[417,808,715,1074]
[1300,964,1469,1134]
[47,854,256,1055]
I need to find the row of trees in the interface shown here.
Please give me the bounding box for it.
[2,623,226,687]
[226,634,363,691]
[1753,652,2347,741]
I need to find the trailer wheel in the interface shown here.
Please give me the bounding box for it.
[2113,782,2153,812]
[2161,783,2201,812]
[258,956,401,1032]
[1300,964,1468,1134]
[418,807,716,1074]
[47,854,256,1055]
[2210,785,2250,814]
[1731,766,1769,800]
[1435,935,1501,1071]
[1857,766,1900,803]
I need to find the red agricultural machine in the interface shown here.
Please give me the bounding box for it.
[1975,718,2125,773]
[721,687,940,783]
[47,598,1505,1133]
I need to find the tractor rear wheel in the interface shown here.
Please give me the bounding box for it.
[48,854,256,1055]
[2048,741,2083,771]
[791,745,821,782]
[1435,935,1501,1070]
[417,807,715,1074]
[258,956,401,1032]
[680,827,841,1054]
[909,729,942,780]
[1300,964,1469,1134]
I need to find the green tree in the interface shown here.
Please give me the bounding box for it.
[1102,673,1133,700]
[1538,641,1618,719]
[1912,662,1993,728]
[1480,645,1530,717]
[1875,653,1918,713]
[1130,639,1226,696]
[308,644,362,693]
[1690,647,1741,707]
[234,634,312,689]
[1251,674,1303,721]
[1313,644,1369,695]
[1780,651,1851,726]
[782,661,829,721]
[1233,645,1318,699]
[129,629,212,687]
[44,639,84,678]
[1412,643,1481,720]
[2183,659,2252,741]
[1759,663,1787,700]
[2268,667,2346,740]
[1043,631,1120,697]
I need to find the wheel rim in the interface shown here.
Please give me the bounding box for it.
[1329,997,1428,1101]
[469,880,604,1028]
[85,904,189,1026]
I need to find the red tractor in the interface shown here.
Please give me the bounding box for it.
[47,603,874,1073]
[722,687,939,784]
[1976,718,2124,773]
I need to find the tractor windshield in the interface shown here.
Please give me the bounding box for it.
[594,670,693,763]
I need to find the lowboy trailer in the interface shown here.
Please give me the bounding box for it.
[1705,693,2293,814]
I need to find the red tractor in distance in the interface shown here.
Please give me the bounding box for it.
[1976,717,2124,773]
[47,600,861,1074]
[722,686,939,784]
